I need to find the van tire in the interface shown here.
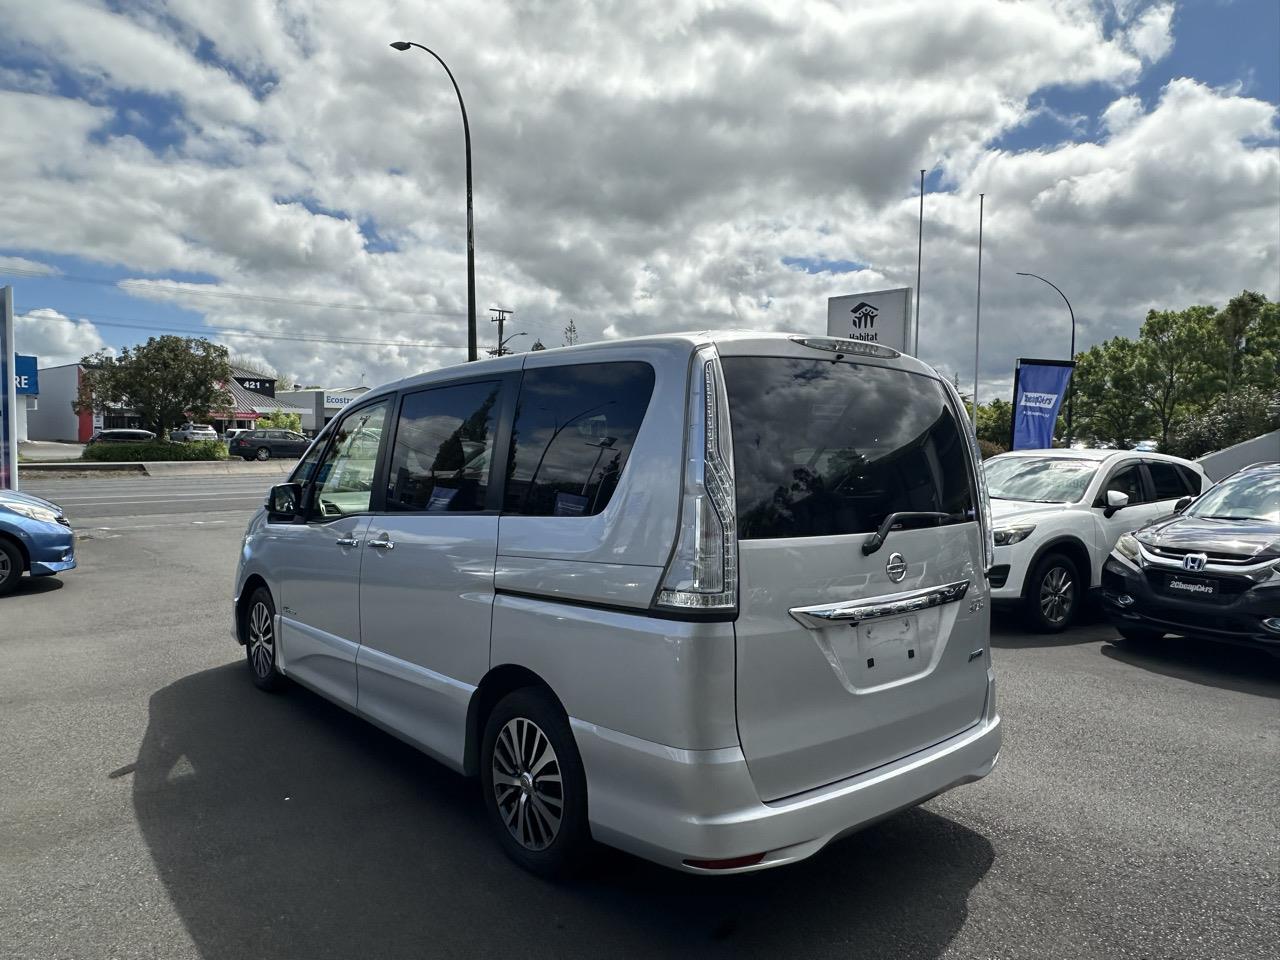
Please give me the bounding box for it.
[1023,552,1079,633]
[480,688,591,879]
[243,587,281,691]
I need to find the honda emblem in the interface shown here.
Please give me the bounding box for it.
[1182,553,1207,572]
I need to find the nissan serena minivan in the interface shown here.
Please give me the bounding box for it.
[232,332,1002,876]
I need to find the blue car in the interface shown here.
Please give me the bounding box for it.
[0,489,77,596]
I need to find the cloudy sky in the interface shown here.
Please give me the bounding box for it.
[1,0,1276,398]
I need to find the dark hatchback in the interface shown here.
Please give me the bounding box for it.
[230,429,310,461]
[1101,462,1280,656]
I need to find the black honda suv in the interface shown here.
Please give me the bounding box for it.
[1101,461,1280,655]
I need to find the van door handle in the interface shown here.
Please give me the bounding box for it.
[368,538,395,550]
[335,537,360,548]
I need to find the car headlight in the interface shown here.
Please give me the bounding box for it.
[993,524,1036,546]
[1115,533,1142,564]
[3,502,62,524]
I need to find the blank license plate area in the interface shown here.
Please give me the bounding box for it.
[853,615,930,687]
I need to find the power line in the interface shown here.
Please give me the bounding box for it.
[18,310,469,350]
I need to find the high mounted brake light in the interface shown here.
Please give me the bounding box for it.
[789,336,901,360]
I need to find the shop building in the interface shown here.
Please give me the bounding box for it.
[274,386,370,434]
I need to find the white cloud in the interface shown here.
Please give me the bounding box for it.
[14,309,110,367]
[0,256,59,276]
[0,0,1274,397]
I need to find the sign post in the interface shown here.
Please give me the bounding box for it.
[1,286,17,490]
[826,287,915,354]
[1010,358,1075,450]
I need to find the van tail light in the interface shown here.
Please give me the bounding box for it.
[655,346,738,612]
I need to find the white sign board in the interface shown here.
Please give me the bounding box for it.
[826,287,914,354]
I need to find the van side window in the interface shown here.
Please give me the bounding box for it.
[385,381,501,513]
[310,400,391,519]
[504,362,655,517]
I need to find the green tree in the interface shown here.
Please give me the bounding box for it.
[530,339,547,351]
[1165,384,1280,459]
[562,319,579,346]
[256,408,302,432]
[1071,337,1152,446]
[1130,306,1217,448]
[975,398,1012,447]
[76,336,233,440]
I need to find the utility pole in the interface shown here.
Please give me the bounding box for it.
[972,193,985,426]
[914,168,925,356]
[490,307,513,355]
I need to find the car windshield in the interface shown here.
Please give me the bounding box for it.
[984,456,1098,503]
[1188,470,1280,522]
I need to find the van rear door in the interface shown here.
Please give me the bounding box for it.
[720,350,990,802]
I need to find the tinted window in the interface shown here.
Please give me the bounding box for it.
[1175,464,1202,495]
[311,401,390,518]
[1103,464,1146,504]
[386,381,501,513]
[1147,461,1188,500]
[721,358,974,540]
[504,362,655,517]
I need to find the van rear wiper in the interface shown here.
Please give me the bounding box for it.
[862,511,956,556]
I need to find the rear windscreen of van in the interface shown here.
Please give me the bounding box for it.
[720,357,974,540]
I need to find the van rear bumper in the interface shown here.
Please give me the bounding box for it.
[571,677,1002,873]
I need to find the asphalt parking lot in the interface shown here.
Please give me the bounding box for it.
[2,481,1278,960]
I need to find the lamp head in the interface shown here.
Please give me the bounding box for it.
[390,41,412,51]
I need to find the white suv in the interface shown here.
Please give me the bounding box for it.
[984,449,1208,631]
[170,422,218,442]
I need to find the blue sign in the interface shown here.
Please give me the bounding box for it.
[1012,359,1073,450]
[15,355,37,395]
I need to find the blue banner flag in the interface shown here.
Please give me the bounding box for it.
[15,355,38,395]
[1011,358,1074,450]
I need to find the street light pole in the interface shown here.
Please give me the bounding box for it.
[1016,271,1076,443]
[391,40,477,362]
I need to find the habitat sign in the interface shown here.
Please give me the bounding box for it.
[826,287,914,354]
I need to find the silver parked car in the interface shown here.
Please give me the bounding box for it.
[232,332,1002,876]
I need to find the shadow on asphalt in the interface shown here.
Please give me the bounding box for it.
[7,575,65,597]
[989,605,1110,649]
[1100,636,1280,699]
[132,664,994,960]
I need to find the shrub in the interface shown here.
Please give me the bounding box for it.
[82,439,228,462]
[978,439,1007,460]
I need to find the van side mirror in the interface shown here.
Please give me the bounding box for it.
[267,482,303,522]
[1103,489,1129,517]
[1174,495,1193,514]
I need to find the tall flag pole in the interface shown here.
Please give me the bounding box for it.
[972,193,985,425]
[914,169,925,355]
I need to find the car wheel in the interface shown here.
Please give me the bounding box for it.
[1024,552,1079,633]
[1114,625,1164,646]
[481,688,591,879]
[0,538,23,596]
[255,446,271,461]
[243,587,281,691]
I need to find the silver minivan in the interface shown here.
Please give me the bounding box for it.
[232,332,1002,876]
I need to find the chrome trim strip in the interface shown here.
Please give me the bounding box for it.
[1137,544,1274,575]
[789,579,971,629]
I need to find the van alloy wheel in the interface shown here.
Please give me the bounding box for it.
[491,717,563,851]
[255,447,271,461]
[248,600,274,678]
